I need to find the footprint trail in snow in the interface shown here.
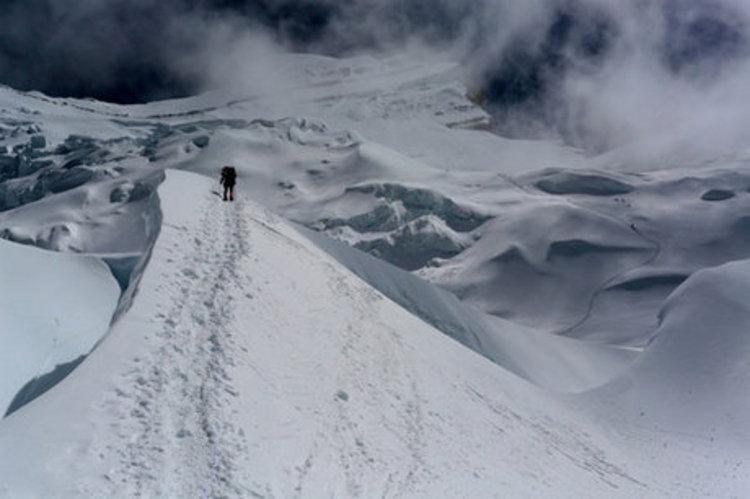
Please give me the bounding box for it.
[103,192,251,497]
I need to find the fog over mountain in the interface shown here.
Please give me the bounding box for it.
[0,0,745,151]
[3,1,746,99]
[3,0,749,154]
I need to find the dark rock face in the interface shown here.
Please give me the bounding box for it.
[0,0,339,103]
[480,0,748,147]
[664,0,747,75]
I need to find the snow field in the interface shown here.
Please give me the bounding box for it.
[0,51,749,496]
[0,171,648,497]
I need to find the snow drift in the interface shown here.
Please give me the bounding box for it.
[0,239,119,416]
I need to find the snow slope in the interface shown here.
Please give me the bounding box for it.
[1,170,746,497]
[0,171,647,497]
[0,239,119,416]
[300,226,637,393]
[0,50,749,496]
[577,260,750,495]
[590,259,750,442]
[6,54,746,350]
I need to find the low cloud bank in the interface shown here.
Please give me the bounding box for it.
[2,0,749,157]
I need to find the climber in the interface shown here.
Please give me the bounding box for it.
[220,166,237,201]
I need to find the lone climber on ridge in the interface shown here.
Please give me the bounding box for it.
[220,165,237,201]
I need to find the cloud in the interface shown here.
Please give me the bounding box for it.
[464,0,750,158]
[0,0,201,102]
[1,0,749,161]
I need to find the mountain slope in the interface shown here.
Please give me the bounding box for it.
[0,239,119,416]
[0,51,749,496]
[0,170,649,497]
[5,53,749,352]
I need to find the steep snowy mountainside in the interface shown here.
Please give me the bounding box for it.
[2,51,750,360]
[0,54,586,325]
[2,51,750,361]
[301,225,637,393]
[0,171,648,497]
[0,50,749,496]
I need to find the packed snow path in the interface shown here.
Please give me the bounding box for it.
[103,191,251,495]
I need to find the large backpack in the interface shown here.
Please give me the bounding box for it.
[222,166,237,184]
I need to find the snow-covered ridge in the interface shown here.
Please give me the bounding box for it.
[2,170,745,496]
[0,52,749,495]
[2,52,749,375]
[2,52,750,373]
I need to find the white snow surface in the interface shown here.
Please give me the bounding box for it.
[0,52,749,496]
[0,239,119,416]
[0,170,737,497]
[300,226,638,393]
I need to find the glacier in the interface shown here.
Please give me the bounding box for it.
[0,52,748,496]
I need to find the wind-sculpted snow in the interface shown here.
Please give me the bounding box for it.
[606,271,689,292]
[0,171,652,496]
[0,239,119,416]
[0,115,167,252]
[422,165,750,346]
[423,202,656,334]
[3,54,750,350]
[579,261,750,494]
[607,260,750,440]
[0,53,749,495]
[301,225,637,393]
[1,170,745,496]
[0,167,163,254]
